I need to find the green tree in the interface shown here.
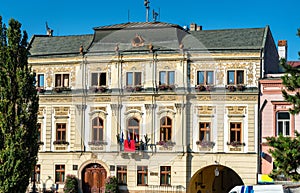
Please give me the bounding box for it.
[266,132,300,181]
[281,28,300,114]
[0,16,39,192]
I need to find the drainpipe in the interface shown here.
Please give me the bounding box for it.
[258,98,268,182]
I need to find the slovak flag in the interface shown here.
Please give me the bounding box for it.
[127,132,131,143]
[121,132,124,144]
[135,134,139,143]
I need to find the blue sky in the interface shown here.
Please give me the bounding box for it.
[1,0,299,60]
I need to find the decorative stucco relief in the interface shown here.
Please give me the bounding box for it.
[226,106,247,115]
[197,106,215,115]
[54,107,70,116]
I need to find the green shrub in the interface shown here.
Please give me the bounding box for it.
[105,176,119,193]
[64,174,79,193]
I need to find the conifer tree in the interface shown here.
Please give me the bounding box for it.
[266,132,300,181]
[0,16,39,192]
[281,28,300,114]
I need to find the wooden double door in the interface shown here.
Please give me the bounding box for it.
[82,164,107,193]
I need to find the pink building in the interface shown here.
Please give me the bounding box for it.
[259,61,300,177]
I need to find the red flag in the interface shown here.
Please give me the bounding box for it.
[124,140,135,152]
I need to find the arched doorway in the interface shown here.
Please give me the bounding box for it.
[82,163,107,193]
[188,165,243,193]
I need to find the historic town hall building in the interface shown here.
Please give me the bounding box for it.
[27,22,279,193]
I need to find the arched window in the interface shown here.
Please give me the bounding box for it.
[127,118,139,141]
[160,116,172,141]
[92,117,104,142]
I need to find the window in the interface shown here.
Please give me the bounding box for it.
[199,122,211,141]
[127,118,139,141]
[55,165,65,183]
[38,123,42,142]
[91,72,107,86]
[160,166,171,186]
[117,165,127,185]
[159,71,175,85]
[55,74,69,87]
[230,122,242,143]
[31,165,41,183]
[227,70,244,85]
[126,72,142,86]
[197,71,214,85]
[137,166,148,186]
[92,117,104,142]
[56,123,66,141]
[37,74,44,87]
[276,112,290,136]
[160,117,172,141]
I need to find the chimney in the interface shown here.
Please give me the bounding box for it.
[190,23,197,31]
[197,25,202,31]
[278,40,287,60]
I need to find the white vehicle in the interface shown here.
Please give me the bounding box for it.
[228,185,289,193]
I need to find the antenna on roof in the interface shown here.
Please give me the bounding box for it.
[144,0,150,22]
[45,22,53,37]
[128,9,130,23]
[153,9,159,22]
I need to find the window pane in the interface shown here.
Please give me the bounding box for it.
[63,74,69,87]
[168,71,175,85]
[100,73,106,86]
[93,128,98,141]
[207,71,214,84]
[159,71,166,85]
[129,118,139,126]
[278,112,290,119]
[285,121,290,136]
[38,74,44,87]
[237,70,244,84]
[230,131,236,142]
[227,71,234,84]
[127,72,133,86]
[91,73,98,86]
[167,117,171,125]
[278,122,283,135]
[197,71,204,84]
[135,72,142,85]
[55,74,61,87]
[236,131,241,142]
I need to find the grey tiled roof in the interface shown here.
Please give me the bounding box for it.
[189,27,266,50]
[88,22,268,53]
[28,22,269,56]
[28,34,93,56]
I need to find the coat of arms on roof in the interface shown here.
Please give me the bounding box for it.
[131,34,145,47]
